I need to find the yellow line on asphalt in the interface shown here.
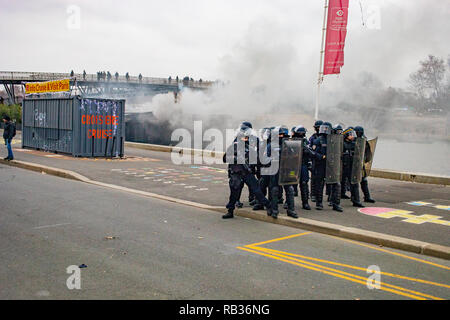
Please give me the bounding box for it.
[329,236,450,271]
[244,232,312,247]
[237,246,429,300]
[249,246,445,300]
[248,245,450,289]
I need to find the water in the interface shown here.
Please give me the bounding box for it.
[373,139,450,177]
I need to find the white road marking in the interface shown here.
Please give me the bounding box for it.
[33,223,71,230]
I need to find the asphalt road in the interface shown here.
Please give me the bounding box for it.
[0,164,449,300]
[3,142,450,247]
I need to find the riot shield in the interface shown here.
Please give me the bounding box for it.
[278,139,303,185]
[350,137,366,184]
[363,137,378,177]
[325,133,343,184]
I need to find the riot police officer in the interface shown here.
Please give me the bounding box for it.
[341,127,365,207]
[266,126,298,219]
[311,122,343,212]
[292,125,312,210]
[309,120,323,202]
[252,127,271,211]
[325,124,343,205]
[290,126,299,197]
[234,121,257,208]
[354,126,376,203]
[222,124,272,219]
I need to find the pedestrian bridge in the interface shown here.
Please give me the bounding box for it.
[0,71,214,103]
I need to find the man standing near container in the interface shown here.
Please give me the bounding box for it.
[2,115,15,160]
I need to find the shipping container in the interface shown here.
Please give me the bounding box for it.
[21,96,125,157]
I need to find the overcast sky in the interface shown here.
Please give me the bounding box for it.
[1,0,449,90]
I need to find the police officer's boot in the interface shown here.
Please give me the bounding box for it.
[331,184,343,212]
[315,180,324,210]
[361,178,375,203]
[252,200,265,211]
[270,186,279,218]
[285,186,298,218]
[350,184,364,208]
[300,181,311,210]
[310,179,316,202]
[222,208,234,219]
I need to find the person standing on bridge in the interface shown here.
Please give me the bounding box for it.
[139,73,142,83]
[2,115,16,161]
[83,70,86,80]
[115,72,119,81]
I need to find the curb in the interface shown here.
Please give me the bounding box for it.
[2,158,449,260]
[124,142,450,186]
[369,169,450,186]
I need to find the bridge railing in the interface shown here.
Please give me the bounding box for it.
[0,71,214,89]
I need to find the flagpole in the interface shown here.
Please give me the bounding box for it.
[315,0,328,120]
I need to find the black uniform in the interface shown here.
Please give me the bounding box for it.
[265,133,298,219]
[223,138,271,219]
[354,126,376,203]
[341,138,364,207]
[292,135,313,210]
[361,139,375,203]
[308,124,321,202]
[311,129,343,212]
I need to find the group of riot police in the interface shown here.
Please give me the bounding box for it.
[222,120,376,220]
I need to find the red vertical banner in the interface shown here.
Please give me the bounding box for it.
[323,0,349,75]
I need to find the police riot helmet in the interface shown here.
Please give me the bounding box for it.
[261,127,271,140]
[314,120,323,128]
[319,122,332,135]
[332,124,343,134]
[241,121,253,129]
[237,122,252,140]
[276,125,290,137]
[343,127,356,139]
[354,126,364,137]
[293,125,307,138]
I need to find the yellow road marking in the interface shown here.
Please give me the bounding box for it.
[244,232,312,247]
[247,245,450,289]
[248,246,446,300]
[329,236,450,271]
[237,246,430,300]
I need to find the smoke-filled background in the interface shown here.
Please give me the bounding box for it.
[1,0,449,174]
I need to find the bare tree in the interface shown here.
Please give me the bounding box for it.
[409,54,447,112]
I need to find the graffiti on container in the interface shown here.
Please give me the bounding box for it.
[80,99,120,139]
[32,130,73,153]
[34,109,47,127]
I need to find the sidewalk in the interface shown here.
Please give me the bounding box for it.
[1,142,449,258]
